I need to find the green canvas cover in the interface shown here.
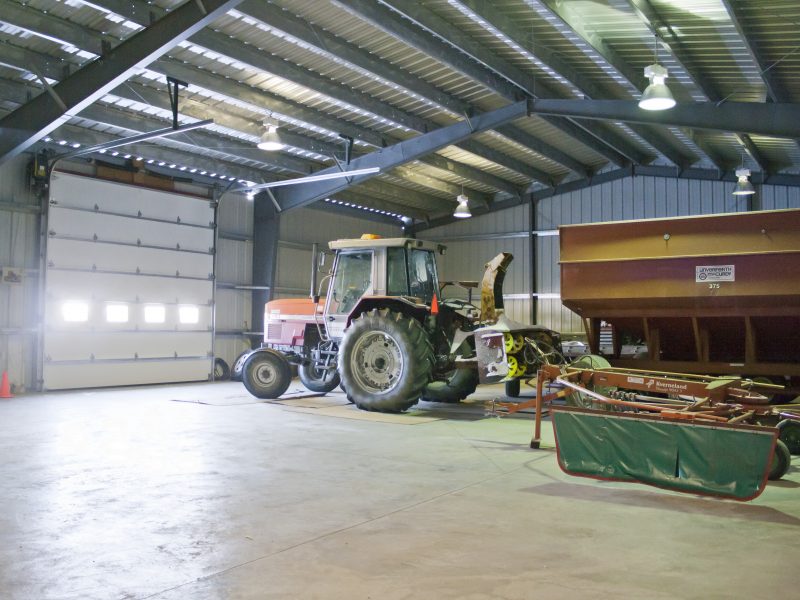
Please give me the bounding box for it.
[551,406,778,501]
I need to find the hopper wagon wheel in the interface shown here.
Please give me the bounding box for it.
[566,354,616,411]
[769,440,792,481]
[778,421,800,455]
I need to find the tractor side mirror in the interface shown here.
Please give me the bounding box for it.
[318,251,327,268]
[438,244,447,256]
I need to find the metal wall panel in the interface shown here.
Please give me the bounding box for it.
[0,155,40,392]
[278,206,401,244]
[215,288,251,332]
[216,238,252,285]
[44,173,215,389]
[760,185,800,210]
[217,194,253,237]
[214,194,254,369]
[275,245,314,295]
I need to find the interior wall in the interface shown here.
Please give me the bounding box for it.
[275,206,403,300]
[0,155,40,393]
[214,194,254,371]
[423,204,532,324]
[424,175,800,337]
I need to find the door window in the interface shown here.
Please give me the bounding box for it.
[327,251,373,314]
[408,249,439,304]
[387,247,409,296]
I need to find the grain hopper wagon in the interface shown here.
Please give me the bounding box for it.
[559,208,800,396]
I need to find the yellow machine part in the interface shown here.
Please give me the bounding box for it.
[503,332,524,354]
[507,355,526,378]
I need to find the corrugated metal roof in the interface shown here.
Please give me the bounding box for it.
[0,0,796,224]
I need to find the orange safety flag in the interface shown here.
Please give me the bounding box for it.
[430,294,439,315]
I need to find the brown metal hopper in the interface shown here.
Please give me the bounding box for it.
[559,209,800,381]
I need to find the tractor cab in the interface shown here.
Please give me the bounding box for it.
[323,236,445,339]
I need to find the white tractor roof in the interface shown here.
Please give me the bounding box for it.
[328,237,443,252]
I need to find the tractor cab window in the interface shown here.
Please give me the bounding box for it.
[408,248,439,304]
[328,250,373,315]
[387,247,409,296]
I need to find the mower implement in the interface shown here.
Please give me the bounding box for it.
[516,359,800,500]
[551,406,778,501]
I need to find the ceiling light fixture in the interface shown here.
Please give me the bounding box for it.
[257,119,284,152]
[453,193,471,219]
[732,167,755,196]
[639,36,676,111]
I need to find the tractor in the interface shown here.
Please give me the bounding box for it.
[235,235,563,413]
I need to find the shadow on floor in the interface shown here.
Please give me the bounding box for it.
[522,481,800,526]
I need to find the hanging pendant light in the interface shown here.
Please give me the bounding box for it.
[639,37,676,111]
[257,122,284,151]
[453,193,471,218]
[732,168,755,196]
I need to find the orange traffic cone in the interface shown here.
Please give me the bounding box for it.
[0,371,12,398]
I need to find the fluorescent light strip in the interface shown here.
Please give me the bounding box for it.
[238,167,380,192]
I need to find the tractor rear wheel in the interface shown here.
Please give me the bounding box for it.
[242,349,292,399]
[340,309,433,412]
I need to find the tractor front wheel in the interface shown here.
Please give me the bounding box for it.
[242,349,292,399]
[340,309,433,412]
[299,363,341,393]
[421,342,478,404]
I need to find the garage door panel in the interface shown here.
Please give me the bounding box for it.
[48,238,213,279]
[44,331,211,361]
[45,302,212,333]
[43,359,212,390]
[46,270,213,305]
[50,173,213,226]
[45,173,215,389]
[48,207,214,251]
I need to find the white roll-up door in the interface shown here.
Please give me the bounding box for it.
[43,172,215,390]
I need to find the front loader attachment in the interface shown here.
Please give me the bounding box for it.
[551,406,778,501]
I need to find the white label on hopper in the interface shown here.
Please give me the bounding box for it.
[695,265,735,282]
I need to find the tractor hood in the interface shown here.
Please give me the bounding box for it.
[265,297,323,317]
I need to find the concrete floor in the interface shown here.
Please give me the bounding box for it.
[1,380,798,600]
